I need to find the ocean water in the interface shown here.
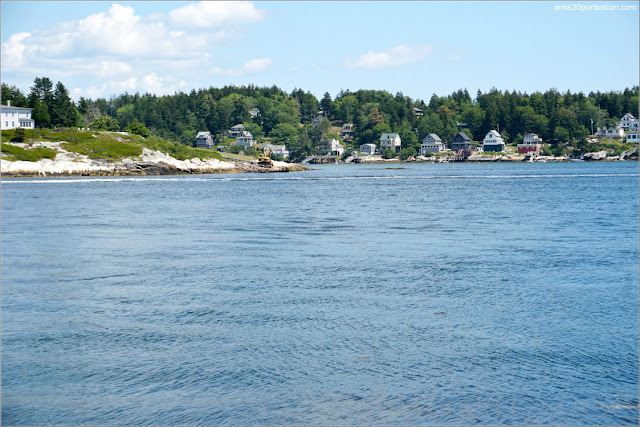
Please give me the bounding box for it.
[1,161,638,425]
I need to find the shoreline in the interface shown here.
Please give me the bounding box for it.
[2,144,636,178]
[1,146,308,178]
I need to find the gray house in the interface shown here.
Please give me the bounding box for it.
[420,133,445,154]
[340,123,355,140]
[450,132,473,151]
[195,131,214,148]
[228,124,244,138]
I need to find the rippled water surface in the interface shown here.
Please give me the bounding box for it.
[2,162,639,425]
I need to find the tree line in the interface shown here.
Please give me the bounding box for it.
[3,78,638,159]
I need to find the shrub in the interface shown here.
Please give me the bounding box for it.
[382,148,396,159]
[125,122,151,138]
[229,144,243,154]
[11,128,26,142]
[1,143,57,162]
[399,147,417,160]
[245,147,257,156]
[91,115,120,131]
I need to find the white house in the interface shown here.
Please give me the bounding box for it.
[235,131,255,149]
[482,130,505,152]
[1,101,35,130]
[619,113,636,129]
[195,131,214,148]
[360,143,377,155]
[596,127,624,139]
[517,133,542,154]
[228,124,244,138]
[420,134,445,154]
[264,144,290,159]
[626,120,639,143]
[321,138,344,156]
[249,108,260,118]
[379,133,401,153]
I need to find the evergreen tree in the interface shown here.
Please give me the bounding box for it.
[50,82,80,127]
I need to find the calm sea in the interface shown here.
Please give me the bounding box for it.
[1,162,638,425]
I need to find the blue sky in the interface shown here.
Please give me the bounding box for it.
[1,1,638,102]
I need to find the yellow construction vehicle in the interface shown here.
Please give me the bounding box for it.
[258,147,273,167]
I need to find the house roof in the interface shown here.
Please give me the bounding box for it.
[413,107,423,112]
[239,131,253,138]
[196,131,212,138]
[342,123,354,128]
[454,132,471,141]
[488,130,501,137]
[425,133,442,142]
[622,113,636,119]
[231,124,244,129]
[1,104,32,111]
[361,143,377,147]
[380,133,399,139]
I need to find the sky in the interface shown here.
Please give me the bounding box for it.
[1,1,639,102]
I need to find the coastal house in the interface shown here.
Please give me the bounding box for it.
[420,134,446,154]
[235,131,255,149]
[228,124,244,138]
[312,113,328,127]
[596,126,624,139]
[321,138,345,156]
[450,132,474,158]
[413,107,424,116]
[1,101,35,130]
[482,130,506,152]
[450,132,472,151]
[517,133,542,154]
[626,121,639,143]
[619,113,636,129]
[340,123,355,140]
[249,108,260,118]
[360,143,377,155]
[379,133,402,153]
[264,144,290,159]
[195,131,214,149]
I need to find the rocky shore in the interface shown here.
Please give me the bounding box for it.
[1,143,308,178]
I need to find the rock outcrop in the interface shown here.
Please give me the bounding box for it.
[1,145,308,177]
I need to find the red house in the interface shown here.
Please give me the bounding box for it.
[517,133,542,154]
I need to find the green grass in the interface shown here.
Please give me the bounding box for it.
[1,143,57,162]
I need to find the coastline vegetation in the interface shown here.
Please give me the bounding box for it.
[2,77,638,163]
[1,143,57,162]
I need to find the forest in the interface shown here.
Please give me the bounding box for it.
[2,77,638,160]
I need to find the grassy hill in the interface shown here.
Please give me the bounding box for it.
[1,128,224,162]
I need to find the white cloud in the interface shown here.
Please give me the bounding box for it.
[169,1,265,28]
[1,2,268,98]
[110,77,137,92]
[1,32,31,67]
[345,44,433,69]
[211,58,272,76]
[85,84,108,99]
[97,61,133,78]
